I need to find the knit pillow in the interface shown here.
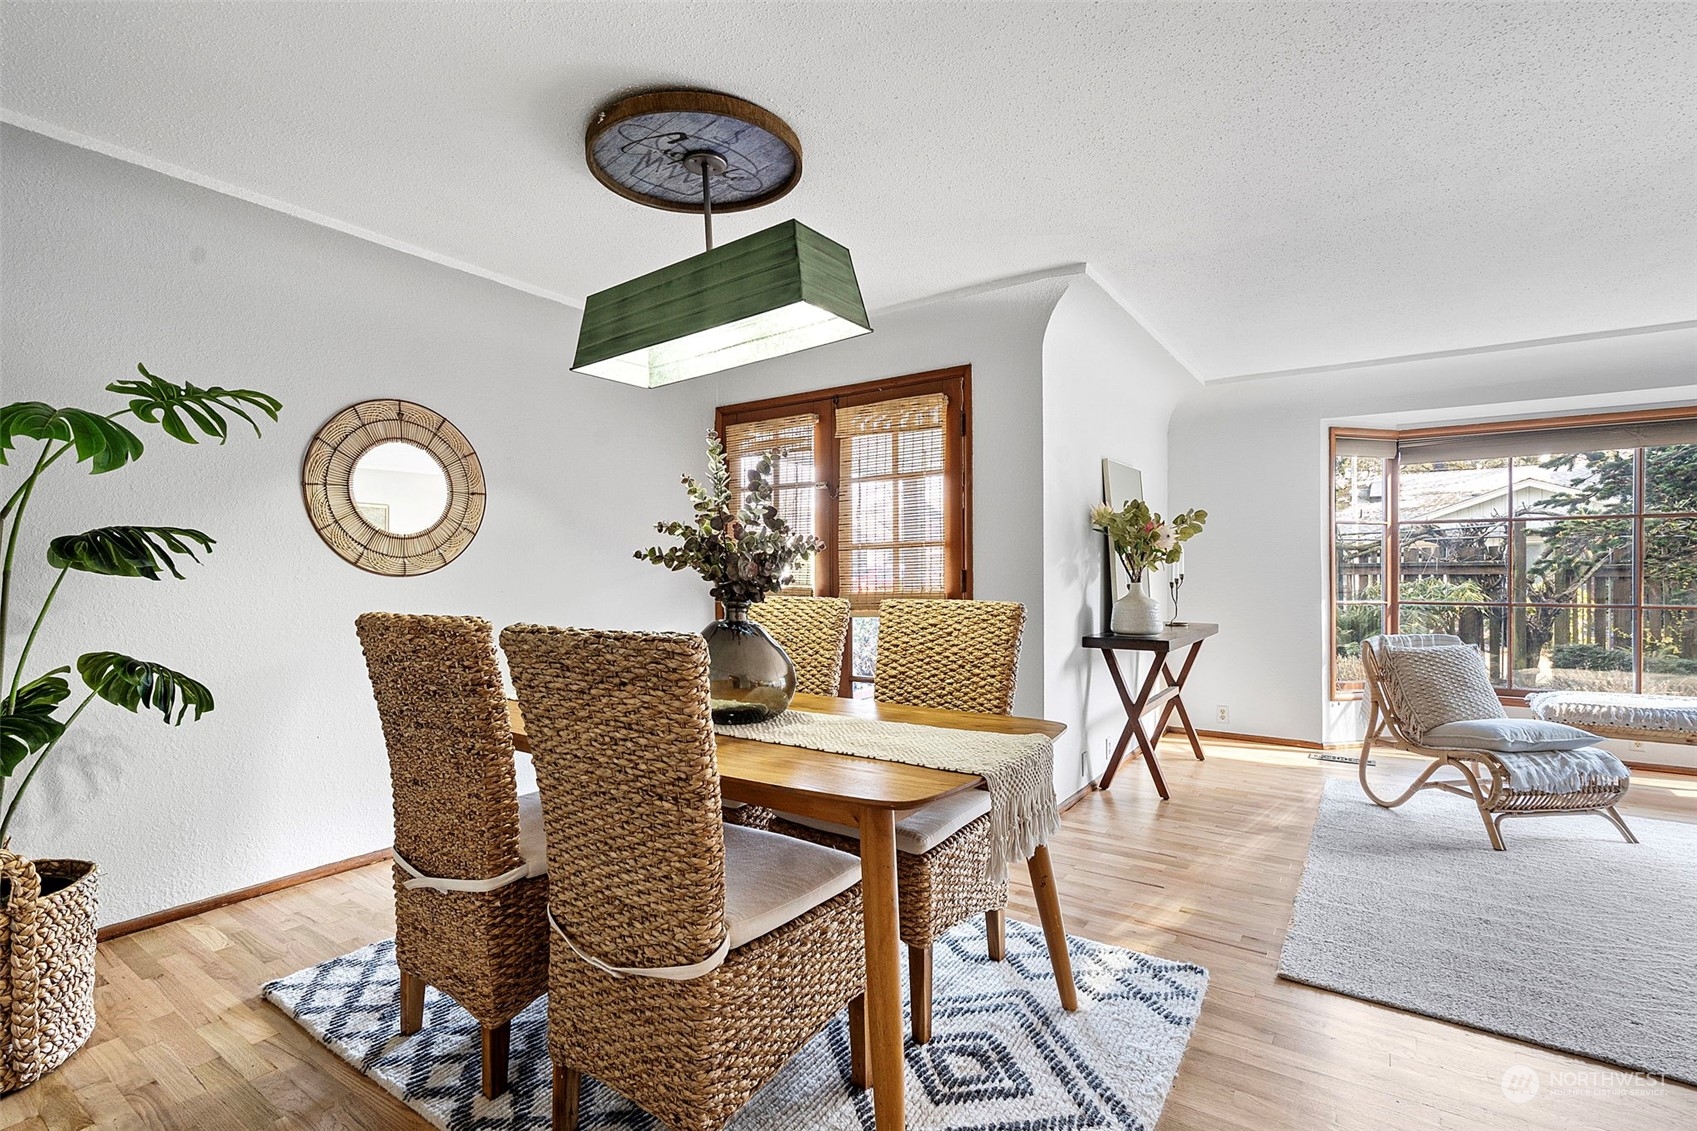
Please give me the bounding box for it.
[1380,644,1505,742]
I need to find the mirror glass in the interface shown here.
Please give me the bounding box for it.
[1101,460,1146,628]
[349,440,450,535]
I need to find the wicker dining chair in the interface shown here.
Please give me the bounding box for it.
[771,597,1025,1043]
[1360,633,1636,849]
[747,594,852,695]
[354,613,548,1100]
[500,624,868,1131]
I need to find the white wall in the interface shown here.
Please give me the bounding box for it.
[1169,326,1697,756]
[698,275,1069,724]
[1040,277,1201,792]
[0,126,715,925]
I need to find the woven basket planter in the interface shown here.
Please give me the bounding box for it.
[0,850,99,1094]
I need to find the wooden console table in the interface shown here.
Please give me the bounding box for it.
[1082,623,1218,798]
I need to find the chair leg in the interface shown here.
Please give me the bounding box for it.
[481,1021,510,1099]
[553,1062,580,1130]
[985,909,1006,961]
[399,971,425,1035]
[1454,760,1507,851]
[908,944,934,1044]
[847,994,870,1089]
[1603,806,1640,844]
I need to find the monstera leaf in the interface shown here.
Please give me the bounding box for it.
[48,526,215,580]
[0,669,71,775]
[0,401,145,474]
[77,652,214,725]
[106,364,282,444]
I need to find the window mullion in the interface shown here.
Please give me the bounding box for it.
[1635,449,1646,694]
[1386,451,1399,636]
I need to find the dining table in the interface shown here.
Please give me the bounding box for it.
[507,691,1077,1131]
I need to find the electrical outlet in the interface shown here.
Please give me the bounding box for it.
[1631,740,1646,752]
[1216,705,1230,724]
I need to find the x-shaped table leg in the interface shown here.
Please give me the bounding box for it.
[1096,649,1170,797]
[1150,645,1207,762]
[1094,640,1209,796]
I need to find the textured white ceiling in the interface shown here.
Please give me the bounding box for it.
[2,2,1693,380]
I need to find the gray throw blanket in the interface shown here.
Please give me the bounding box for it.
[716,711,1058,880]
[1495,746,1629,794]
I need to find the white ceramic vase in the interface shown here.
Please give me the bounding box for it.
[1111,587,1164,635]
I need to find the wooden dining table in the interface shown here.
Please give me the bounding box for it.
[507,692,1077,1131]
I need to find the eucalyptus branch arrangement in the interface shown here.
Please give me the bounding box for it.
[0,364,282,846]
[637,432,825,606]
[1090,498,1207,582]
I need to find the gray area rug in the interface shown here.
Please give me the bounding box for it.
[1280,777,1697,1084]
[264,917,1207,1130]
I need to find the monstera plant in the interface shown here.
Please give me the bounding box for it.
[0,365,282,846]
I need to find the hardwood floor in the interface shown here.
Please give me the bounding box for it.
[6,740,1693,1130]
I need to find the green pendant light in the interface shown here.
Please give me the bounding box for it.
[573,90,871,387]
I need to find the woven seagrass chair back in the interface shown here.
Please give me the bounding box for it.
[874,598,1025,715]
[1362,633,1464,747]
[500,625,728,971]
[355,613,525,885]
[748,595,851,695]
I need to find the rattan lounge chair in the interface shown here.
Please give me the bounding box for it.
[354,613,547,1099]
[747,594,852,695]
[771,597,1024,1043]
[500,624,868,1131]
[1360,632,1637,850]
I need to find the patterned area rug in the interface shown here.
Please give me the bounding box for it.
[1281,778,1697,1084]
[263,917,1206,1130]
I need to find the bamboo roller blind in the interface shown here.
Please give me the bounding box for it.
[836,393,949,614]
[723,412,820,592]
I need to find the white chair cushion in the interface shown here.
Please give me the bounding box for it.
[779,789,992,856]
[1423,718,1600,752]
[722,823,861,950]
[516,791,548,879]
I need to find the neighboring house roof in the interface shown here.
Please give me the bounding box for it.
[1337,464,1617,526]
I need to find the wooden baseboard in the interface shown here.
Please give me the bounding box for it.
[1058,783,1094,812]
[1166,726,1355,752]
[98,847,392,942]
[1625,760,1697,778]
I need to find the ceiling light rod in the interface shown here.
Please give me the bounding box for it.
[681,151,728,251]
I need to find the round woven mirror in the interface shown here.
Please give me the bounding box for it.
[302,400,484,575]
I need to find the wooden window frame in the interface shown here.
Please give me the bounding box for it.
[1329,405,1697,703]
[1328,428,1397,701]
[717,366,973,692]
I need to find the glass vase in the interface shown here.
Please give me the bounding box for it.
[703,602,797,724]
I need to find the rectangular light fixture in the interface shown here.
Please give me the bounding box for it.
[572,219,872,387]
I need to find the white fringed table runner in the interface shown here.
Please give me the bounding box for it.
[716,711,1059,880]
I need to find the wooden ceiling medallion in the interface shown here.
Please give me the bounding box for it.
[301,400,485,576]
[584,89,803,214]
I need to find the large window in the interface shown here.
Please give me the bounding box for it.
[1332,412,1697,700]
[718,367,971,695]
